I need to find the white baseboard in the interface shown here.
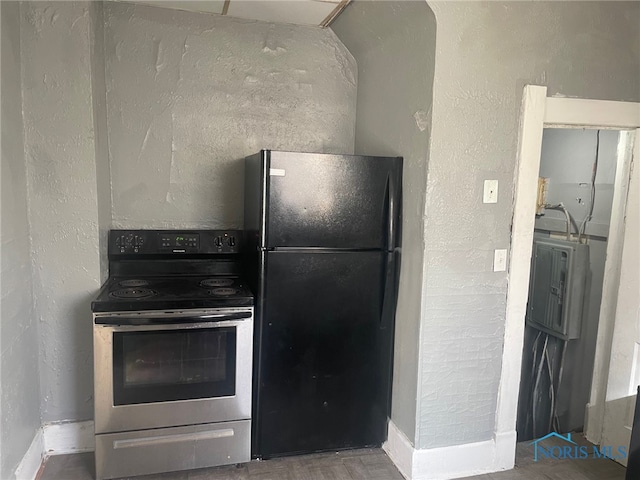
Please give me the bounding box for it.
[383,420,414,479]
[14,421,95,480]
[584,402,602,445]
[383,420,516,480]
[22,420,516,480]
[14,428,44,480]
[43,420,95,455]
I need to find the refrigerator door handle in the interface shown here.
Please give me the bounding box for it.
[380,249,400,329]
[386,172,397,251]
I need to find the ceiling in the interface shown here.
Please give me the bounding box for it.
[128,0,351,27]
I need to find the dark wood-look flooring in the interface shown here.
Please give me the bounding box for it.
[463,433,626,480]
[37,448,404,480]
[37,435,627,480]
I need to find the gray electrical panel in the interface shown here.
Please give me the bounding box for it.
[526,238,590,340]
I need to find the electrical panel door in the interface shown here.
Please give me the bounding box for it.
[526,238,589,340]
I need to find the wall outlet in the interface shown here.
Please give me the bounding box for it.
[494,249,508,272]
[483,180,499,203]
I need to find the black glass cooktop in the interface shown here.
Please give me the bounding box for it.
[91,275,254,312]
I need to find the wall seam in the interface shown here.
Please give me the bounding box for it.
[17,0,43,431]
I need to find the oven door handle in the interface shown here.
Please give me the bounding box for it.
[95,312,252,325]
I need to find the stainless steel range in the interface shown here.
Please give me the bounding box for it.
[91,230,253,480]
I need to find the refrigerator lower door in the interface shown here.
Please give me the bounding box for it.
[255,250,393,458]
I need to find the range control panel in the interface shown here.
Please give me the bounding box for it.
[109,230,243,255]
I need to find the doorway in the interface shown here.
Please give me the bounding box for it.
[516,128,626,442]
[494,86,640,466]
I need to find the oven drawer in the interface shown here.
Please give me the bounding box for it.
[95,420,251,480]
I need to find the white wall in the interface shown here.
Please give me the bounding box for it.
[20,1,102,423]
[1,2,42,477]
[105,1,357,229]
[331,0,436,446]
[421,0,640,449]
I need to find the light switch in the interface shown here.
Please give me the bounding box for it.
[494,249,508,272]
[483,180,499,203]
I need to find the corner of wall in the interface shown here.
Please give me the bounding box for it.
[331,0,437,448]
[385,420,516,480]
[13,420,96,480]
[13,429,44,480]
[89,0,113,283]
[1,1,43,477]
[383,420,415,479]
[21,0,101,425]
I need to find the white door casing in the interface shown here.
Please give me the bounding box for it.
[600,130,639,466]
[500,86,640,464]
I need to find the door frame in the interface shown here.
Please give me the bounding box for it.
[495,85,640,452]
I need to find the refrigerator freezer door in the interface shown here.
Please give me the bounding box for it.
[255,250,393,458]
[265,151,402,250]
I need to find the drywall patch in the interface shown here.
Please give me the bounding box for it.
[414,110,430,132]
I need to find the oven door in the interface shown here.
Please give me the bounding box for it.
[93,308,253,434]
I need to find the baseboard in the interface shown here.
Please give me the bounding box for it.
[23,420,516,480]
[411,431,516,480]
[14,421,95,480]
[584,402,602,445]
[43,420,95,455]
[14,428,44,480]
[383,420,413,479]
[383,420,516,480]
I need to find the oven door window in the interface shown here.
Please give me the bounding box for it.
[113,327,236,405]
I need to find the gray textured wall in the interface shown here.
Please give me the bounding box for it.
[1,2,42,477]
[6,0,357,437]
[331,0,436,446]
[421,1,640,449]
[104,2,357,229]
[20,1,102,423]
[6,1,640,471]
[90,1,113,283]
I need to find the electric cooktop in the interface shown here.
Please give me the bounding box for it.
[91,229,254,312]
[91,275,254,312]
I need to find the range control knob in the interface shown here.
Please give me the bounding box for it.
[228,236,236,247]
[214,236,224,247]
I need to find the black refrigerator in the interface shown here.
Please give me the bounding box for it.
[244,150,402,459]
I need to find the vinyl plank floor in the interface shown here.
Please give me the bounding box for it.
[36,449,402,480]
[461,434,626,480]
[37,437,627,480]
